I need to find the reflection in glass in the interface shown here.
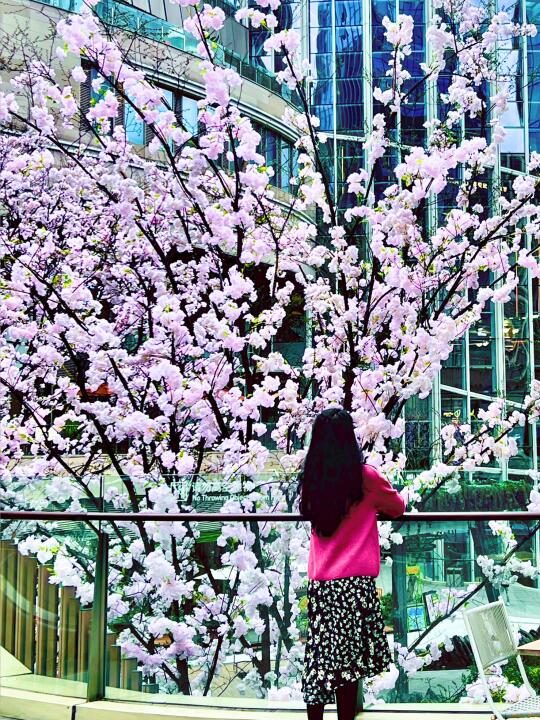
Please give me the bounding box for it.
[0,521,92,697]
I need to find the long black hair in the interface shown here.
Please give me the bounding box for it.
[298,407,364,537]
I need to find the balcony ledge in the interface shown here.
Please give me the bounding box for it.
[0,684,496,720]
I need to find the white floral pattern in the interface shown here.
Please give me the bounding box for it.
[302,576,391,705]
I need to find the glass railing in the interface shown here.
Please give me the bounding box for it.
[36,0,80,9]
[386,517,540,704]
[33,0,302,108]
[219,48,301,107]
[2,510,540,710]
[95,0,198,52]
[0,520,93,699]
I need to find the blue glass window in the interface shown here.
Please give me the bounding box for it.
[337,52,362,77]
[315,53,334,79]
[372,24,391,51]
[311,28,332,53]
[401,103,424,120]
[400,0,424,21]
[316,106,334,131]
[526,0,540,23]
[335,0,362,25]
[372,0,395,23]
[401,79,425,104]
[529,105,540,129]
[531,131,540,153]
[528,33,540,51]
[151,89,174,148]
[372,52,391,78]
[437,74,452,100]
[336,78,363,103]
[310,0,332,26]
[411,25,425,50]
[87,67,119,135]
[403,52,424,77]
[311,79,333,105]
[182,96,198,135]
[337,104,363,132]
[280,141,291,192]
[276,0,294,30]
[266,131,277,165]
[250,29,270,67]
[125,101,144,145]
[336,27,362,51]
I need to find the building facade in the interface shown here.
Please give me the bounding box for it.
[304,0,538,494]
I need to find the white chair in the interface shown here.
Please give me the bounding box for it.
[463,600,540,719]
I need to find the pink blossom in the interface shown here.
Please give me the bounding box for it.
[71,65,86,83]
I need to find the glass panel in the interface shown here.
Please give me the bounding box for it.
[266,130,278,186]
[441,389,467,426]
[335,0,362,26]
[441,338,466,389]
[527,1,540,155]
[274,285,306,364]
[89,518,540,704]
[313,52,333,78]
[104,517,312,700]
[508,419,534,470]
[534,317,540,381]
[505,265,531,404]
[385,519,540,703]
[372,0,396,24]
[0,520,91,698]
[2,515,539,707]
[125,100,145,145]
[335,26,362,52]
[470,399,499,470]
[311,79,333,106]
[469,288,497,396]
[404,396,431,470]
[34,0,82,9]
[463,471,534,511]
[337,103,363,133]
[182,96,199,135]
[280,140,291,192]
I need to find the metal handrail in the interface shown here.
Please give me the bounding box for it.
[2,510,540,521]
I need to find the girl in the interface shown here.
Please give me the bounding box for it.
[299,407,405,720]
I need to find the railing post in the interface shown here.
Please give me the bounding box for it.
[392,541,409,700]
[356,679,364,714]
[87,530,108,702]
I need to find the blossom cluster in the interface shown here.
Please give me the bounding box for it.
[0,0,539,702]
[461,663,532,705]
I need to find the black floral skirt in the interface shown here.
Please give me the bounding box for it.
[302,575,391,705]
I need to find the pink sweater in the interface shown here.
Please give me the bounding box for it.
[307,465,406,581]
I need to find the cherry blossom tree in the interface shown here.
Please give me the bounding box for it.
[1,0,540,701]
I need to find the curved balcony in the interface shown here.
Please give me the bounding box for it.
[32,0,302,108]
